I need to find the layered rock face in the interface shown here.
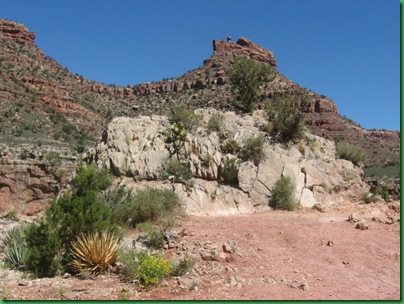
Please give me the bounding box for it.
[0,145,76,215]
[0,19,35,46]
[86,109,367,216]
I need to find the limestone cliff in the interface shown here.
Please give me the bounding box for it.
[85,109,367,216]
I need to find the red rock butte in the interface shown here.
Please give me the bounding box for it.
[211,37,277,69]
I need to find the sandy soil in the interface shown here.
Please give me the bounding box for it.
[0,200,400,300]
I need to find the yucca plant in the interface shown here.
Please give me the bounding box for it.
[70,231,120,274]
[2,225,28,269]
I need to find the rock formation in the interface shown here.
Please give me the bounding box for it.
[0,19,35,46]
[85,109,367,216]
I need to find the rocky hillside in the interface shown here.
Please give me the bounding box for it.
[0,19,399,166]
[0,19,399,214]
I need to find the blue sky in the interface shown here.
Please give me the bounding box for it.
[2,0,399,131]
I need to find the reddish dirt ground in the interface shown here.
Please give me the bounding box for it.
[0,200,400,300]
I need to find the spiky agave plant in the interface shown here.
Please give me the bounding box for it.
[2,225,28,269]
[70,231,120,274]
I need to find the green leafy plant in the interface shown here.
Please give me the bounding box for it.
[270,176,298,211]
[240,135,266,165]
[335,140,365,165]
[228,56,273,112]
[70,231,120,274]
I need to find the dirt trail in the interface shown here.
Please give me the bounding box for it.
[0,201,400,300]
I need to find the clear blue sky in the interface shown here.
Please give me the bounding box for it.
[2,0,399,131]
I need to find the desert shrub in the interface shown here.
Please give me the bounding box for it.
[163,157,192,182]
[136,219,175,249]
[240,135,266,165]
[70,231,120,274]
[113,187,180,228]
[222,158,241,186]
[25,220,61,278]
[137,254,172,287]
[167,103,202,132]
[270,176,298,211]
[118,249,139,282]
[46,163,115,249]
[228,56,273,112]
[2,225,28,269]
[335,141,365,165]
[207,114,224,134]
[374,185,390,202]
[265,95,306,141]
[222,139,240,154]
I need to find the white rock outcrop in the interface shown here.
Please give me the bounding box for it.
[85,109,367,215]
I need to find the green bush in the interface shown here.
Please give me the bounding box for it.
[222,158,241,186]
[46,163,115,249]
[270,176,298,211]
[265,95,306,141]
[335,141,365,165]
[240,135,266,165]
[25,220,61,278]
[228,56,273,112]
[113,187,180,228]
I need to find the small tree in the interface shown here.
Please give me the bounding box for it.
[228,56,273,112]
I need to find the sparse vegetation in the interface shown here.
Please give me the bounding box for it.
[207,114,225,134]
[335,140,365,165]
